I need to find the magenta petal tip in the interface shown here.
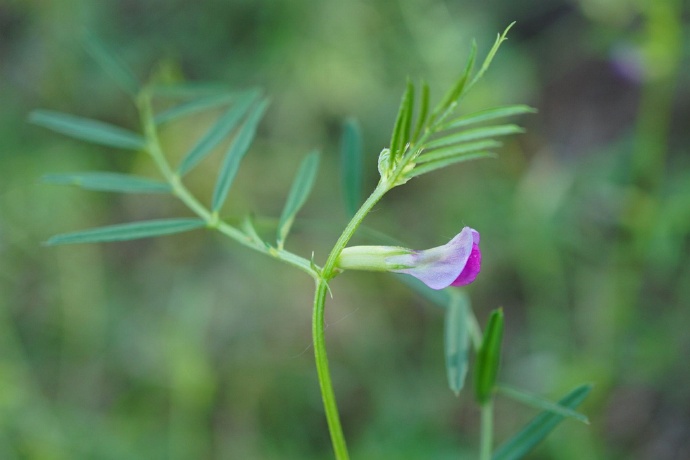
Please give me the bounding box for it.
[388,226,482,290]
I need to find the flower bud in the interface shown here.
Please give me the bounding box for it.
[337,227,481,290]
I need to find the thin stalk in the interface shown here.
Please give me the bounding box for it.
[323,181,390,276]
[479,400,494,460]
[312,180,391,459]
[136,90,318,280]
[313,279,348,459]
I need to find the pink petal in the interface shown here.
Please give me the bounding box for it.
[388,227,481,290]
[450,242,481,286]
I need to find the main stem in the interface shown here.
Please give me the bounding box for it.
[312,279,347,458]
[312,181,390,459]
[479,400,494,460]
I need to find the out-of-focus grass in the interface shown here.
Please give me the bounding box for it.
[1,0,689,458]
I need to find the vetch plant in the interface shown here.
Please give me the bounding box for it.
[32,24,591,460]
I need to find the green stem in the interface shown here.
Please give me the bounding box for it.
[323,181,390,276]
[313,279,349,459]
[311,181,390,459]
[479,400,494,460]
[136,90,318,280]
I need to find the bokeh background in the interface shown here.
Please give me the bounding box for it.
[2,0,690,458]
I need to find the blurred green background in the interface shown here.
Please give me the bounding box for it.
[2,0,690,458]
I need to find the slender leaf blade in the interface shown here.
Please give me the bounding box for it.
[469,22,515,90]
[29,110,145,150]
[211,98,270,212]
[430,42,477,123]
[389,81,414,161]
[177,90,260,176]
[277,151,320,247]
[340,119,363,217]
[497,386,590,424]
[442,105,536,131]
[155,92,237,125]
[474,308,504,404]
[42,172,170,194]
[411,81,430,144]
[83,33,139,95]
[407,151,497,178]
[426,124,524,150]
[493,384,593,460]
[417,140,502,163]
[45,218,206,245]
[399,79,414,151]
[445,291,471,395]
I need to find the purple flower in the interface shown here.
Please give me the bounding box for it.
[337,227,481,290]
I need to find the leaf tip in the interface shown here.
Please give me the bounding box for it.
[27,109,45,124]
[42,237,58,247]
